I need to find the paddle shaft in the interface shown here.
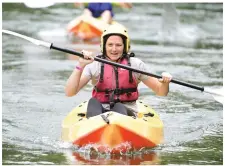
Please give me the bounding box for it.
[50,44,204,92]
[3,29,223,103]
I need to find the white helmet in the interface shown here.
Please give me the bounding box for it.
[100,24,130,54]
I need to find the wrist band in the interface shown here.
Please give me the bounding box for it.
[75,66,83,71]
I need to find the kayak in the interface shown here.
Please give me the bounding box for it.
[61,100,163,153]
[67,16,125,40]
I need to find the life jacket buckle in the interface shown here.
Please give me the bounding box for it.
[104,89,110,97]
[114,89,122,95]
[126,92,132,97]
[105,93,110,97]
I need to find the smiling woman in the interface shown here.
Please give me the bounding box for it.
[65,24,173,117]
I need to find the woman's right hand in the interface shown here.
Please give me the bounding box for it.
[78,50,95,67]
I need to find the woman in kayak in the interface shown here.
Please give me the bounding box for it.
[74,3,132,24]
[65,24,172,117]
[67,3,132,38]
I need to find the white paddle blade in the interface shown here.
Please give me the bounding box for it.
[24,2,55,8]
[204,87,224,104]
[213,95,224,104]
[2,30,52,48]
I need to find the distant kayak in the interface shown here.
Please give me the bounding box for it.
[67,15,126,40]
[61,100,164,153]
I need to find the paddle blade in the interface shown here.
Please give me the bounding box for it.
[24,2,55,8]
[213,95,224,104]
[204,88,224,104]
[2,29,52,48]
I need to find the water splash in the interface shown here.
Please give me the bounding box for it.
[65,144,159,165]
[159,4,199,46]
[76,141,133,155]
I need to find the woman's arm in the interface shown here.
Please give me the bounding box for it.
[65,67,91,97]
[142,72,172,96]
[65,50,94,97]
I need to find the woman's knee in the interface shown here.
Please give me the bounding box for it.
[101,10,112,23]
[86,98,103,118]
[88,97,101,105]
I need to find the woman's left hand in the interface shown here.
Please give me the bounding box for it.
[159,72,172,83]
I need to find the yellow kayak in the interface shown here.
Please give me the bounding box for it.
[67,16,125,40]
[61,100,163,153]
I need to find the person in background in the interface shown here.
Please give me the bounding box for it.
[67,2,132,38]
[65,24,172,118]
[74,2,132,24]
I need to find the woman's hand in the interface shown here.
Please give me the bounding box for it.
[78,50,95,67]
[158,72,172,83]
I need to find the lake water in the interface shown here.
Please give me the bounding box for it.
[2,3,223,165]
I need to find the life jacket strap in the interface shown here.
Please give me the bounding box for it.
[126,54,133,83]
[94,87,137,94]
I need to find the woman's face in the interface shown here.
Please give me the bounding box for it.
[105,35,124,61]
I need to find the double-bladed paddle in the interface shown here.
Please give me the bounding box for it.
[2,29,224,104]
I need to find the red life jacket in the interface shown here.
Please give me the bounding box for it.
[92,57,139,104]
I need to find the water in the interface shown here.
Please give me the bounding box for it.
[2,3,223,165]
